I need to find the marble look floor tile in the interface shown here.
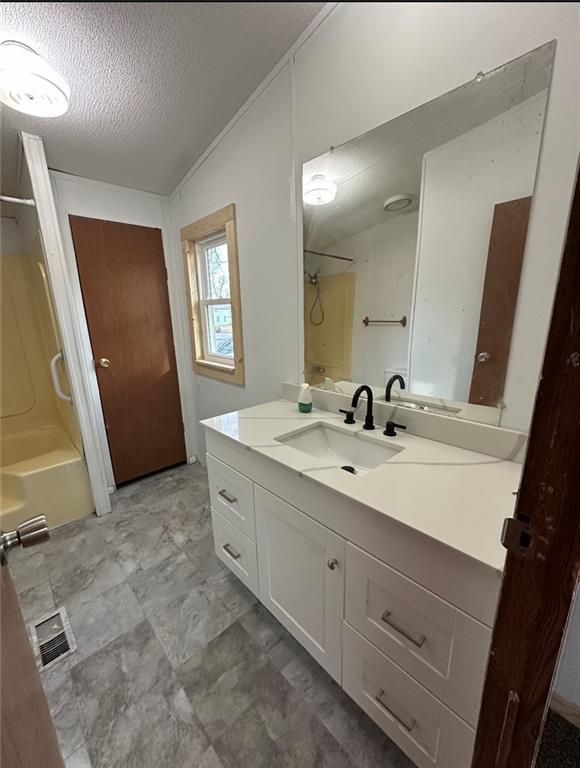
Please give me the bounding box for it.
[282,653,414,768]
[72,620,210,768]
[198,747,225,768]
[180,532,226,585]
[213,705,286,768]
[65,744,92,768]
[51,549,126,615]
[239,602,288,653]
[147,585,234,668]
[42,665,85,759]
[202,567,257,619]
[177,621,274,741]
[9,548,47,593]
[18,579,55,623]
[45,523,105,584]
[67,582,143,664]
[102,519,182,576]
[128,551,197,611]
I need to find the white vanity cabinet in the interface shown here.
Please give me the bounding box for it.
[254,486,345,682]
[205,435,498,768]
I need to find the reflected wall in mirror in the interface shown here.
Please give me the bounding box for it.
[302,42,555,426]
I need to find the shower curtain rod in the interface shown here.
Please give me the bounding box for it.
[303,248,355,263]
[0,194,35,207]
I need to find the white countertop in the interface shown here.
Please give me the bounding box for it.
[201,399,522,572]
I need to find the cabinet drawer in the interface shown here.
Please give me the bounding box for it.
[207,454,255,540]
[211,507,259,597]
[343,623,475,768]
[345,542,490,726]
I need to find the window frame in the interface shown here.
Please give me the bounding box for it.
[181,204,245,385]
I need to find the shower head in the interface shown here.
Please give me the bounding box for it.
[304,268,320,286]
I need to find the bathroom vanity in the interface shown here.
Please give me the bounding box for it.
[201,398,522,768]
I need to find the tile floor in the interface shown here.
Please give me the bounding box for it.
[10,463,414,768]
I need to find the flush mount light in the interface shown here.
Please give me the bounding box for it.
[383,194,414,212]
[303,174,337,206]
[0,40,70,117]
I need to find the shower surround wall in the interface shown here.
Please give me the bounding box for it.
[304,211,418,387]
[0,217,92,530]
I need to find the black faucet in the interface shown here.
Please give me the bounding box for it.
[385,374,405,403]
[351,385,375,430]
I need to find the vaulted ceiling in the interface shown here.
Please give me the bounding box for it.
[0,2,324,197]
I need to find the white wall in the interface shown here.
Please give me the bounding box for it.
[409,94,546,403]
[50,172,198,484]
[170,64,299,454]
[306,211,417,386]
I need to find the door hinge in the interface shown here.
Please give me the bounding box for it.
[501,516,534,557]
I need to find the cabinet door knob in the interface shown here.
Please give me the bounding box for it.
[327,558,339,570]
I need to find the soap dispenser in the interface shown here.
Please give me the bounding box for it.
[298,383,313,413]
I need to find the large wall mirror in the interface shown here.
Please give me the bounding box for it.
[302,42,555,426]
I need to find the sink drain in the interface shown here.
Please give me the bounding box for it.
[341,465,357,474]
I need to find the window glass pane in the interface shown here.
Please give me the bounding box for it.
[204,240,230,299]
[205,303,233,358]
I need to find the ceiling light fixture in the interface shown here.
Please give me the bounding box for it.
[384,194,414,212]
[303,174,337,206]
[0,40,70,117]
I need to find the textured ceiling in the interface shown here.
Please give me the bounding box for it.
[0,2,324,196]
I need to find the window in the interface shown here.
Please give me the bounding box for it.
[181,204,244,385]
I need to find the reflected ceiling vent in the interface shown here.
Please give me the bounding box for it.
[384,194,416,213]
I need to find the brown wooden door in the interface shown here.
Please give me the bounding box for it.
[69,216,186,484]
[1,565,64,768]
[472,165,580,767]
[469,196,532,406]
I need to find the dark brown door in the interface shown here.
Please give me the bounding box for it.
[69,216,186,484]
[472,165,580,767]
[1,565,64,768]
[469,196,532,406]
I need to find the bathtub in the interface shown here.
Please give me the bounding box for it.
[0,426,94,531]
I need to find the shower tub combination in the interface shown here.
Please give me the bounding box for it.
[0,426,93,533]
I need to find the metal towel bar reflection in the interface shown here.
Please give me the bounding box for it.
[363,316,407,328]
[381,610,426,648]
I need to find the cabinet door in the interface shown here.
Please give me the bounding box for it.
[255,486,345,682]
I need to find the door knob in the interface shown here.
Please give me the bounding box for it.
[477,352,491,363]
[1,515,49,565]
[98,358,111,368]
[327,558,339,570]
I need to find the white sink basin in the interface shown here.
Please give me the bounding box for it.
[276,423,403,474]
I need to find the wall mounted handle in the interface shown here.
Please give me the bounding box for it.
[218,489,237,504]
[381,610,426,648]
[375,689,416,732]
[50,352,73,403]
[222,543,241,560]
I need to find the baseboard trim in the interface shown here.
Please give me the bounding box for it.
[551,692,580,729]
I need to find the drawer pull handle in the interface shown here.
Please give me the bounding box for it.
[218,489,238,504]
[381,610,426,648]
[222,543,241,560]
[375,689,416,733]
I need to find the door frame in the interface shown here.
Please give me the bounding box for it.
[49,171,199,501]
[472,159,580,767]
[22,133,113,515]
[24,134,198,514]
